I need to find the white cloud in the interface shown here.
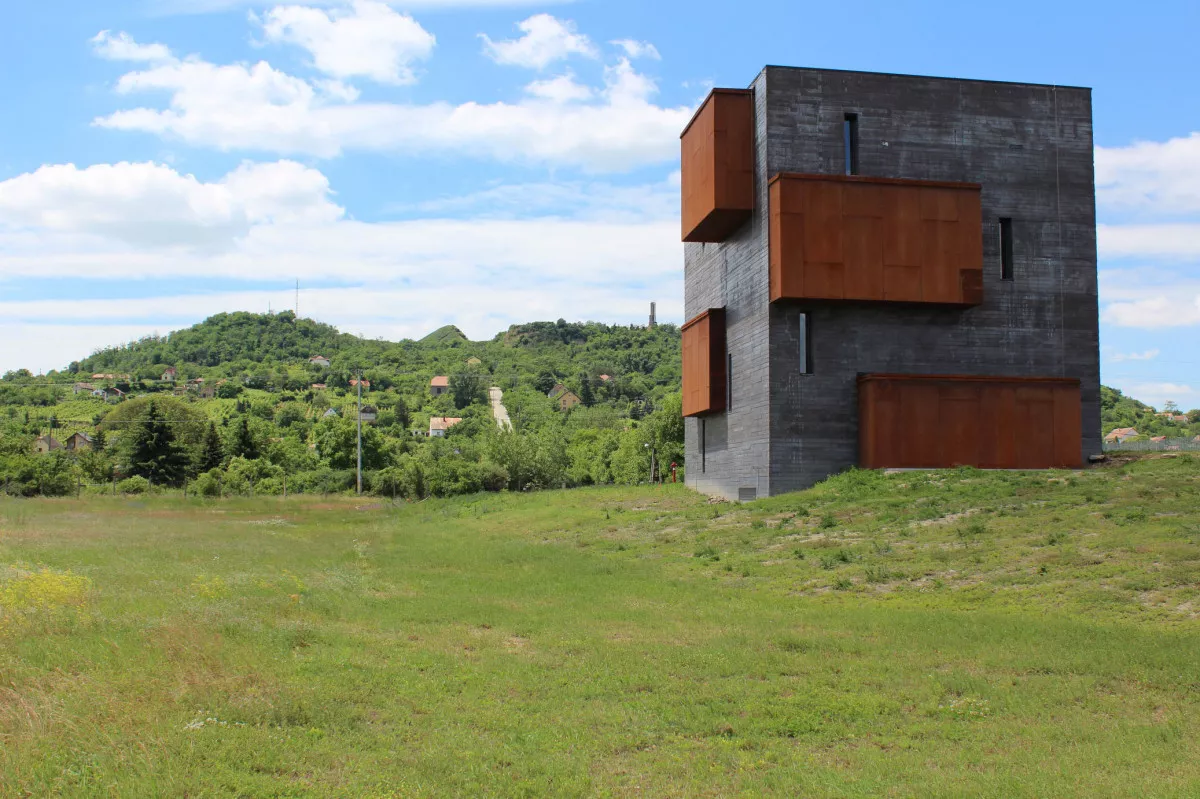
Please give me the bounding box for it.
[524,73,592,103]
[1108,349,1160,362]
[1102,294,1200,328]
[91,30,174,63]
[257,0,435,84]
[92,41,691,170]
[0,160,341,250]
[480,14,596,69]
[1096,132,1200,216]
[1099,223,1200,260]
[611,39,660,60]
[150,0,569,14]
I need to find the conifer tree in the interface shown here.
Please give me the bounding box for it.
[126,400,188,486]
[231,417,259,460]
[198,422,225,472]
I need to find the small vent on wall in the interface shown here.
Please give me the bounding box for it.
[738,487,757,502]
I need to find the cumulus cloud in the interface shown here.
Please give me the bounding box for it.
[91,30,174,63]
[0,160,342,250]
[91,39,690,170]
[1101,293,1200,328]
[523,72,592,102]
[257,0,435,84]
[1096,132,1200,216]
[611,39,660,60]
[479,14,596,68]
[1099,223,1200,261]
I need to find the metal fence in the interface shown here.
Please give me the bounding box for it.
[1103,437,1200,453]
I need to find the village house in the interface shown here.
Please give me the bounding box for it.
[1105,428,1139,444]
[64,432,94,452]
[33,435,61,454]
[161,367,177,381]
[309,356,331,368]
[547,383,567,399]
[197,383,216,399]
[72,382,96,395]
[429,416,462,437]
[311,383,327,390]
[430,376,449,396]
[349,379,371,390]
[556,391,582,411]
[598,374,611,383]
[323,408,339,419]
[360,405,378,423]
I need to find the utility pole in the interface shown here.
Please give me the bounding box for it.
[356,369,363,495]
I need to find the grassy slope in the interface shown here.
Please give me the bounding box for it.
[1,456,1198,797]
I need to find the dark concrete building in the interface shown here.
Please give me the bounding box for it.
[680,66,1100,501]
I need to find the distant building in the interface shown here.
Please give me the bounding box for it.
[197,383,216,399]
[323,408,339,419]
[349,379,371,389]
[360,405,378,423]
[64,432,94,452]
[309,356,331,368]
[556,391,582,411]
[161,367,177,381]
[33,435,61,454]
[598,374,612,382]
[547,383,567,399]
[72,382,96,395]
[311,383,327,390]
[429,416,463,437]
[430,376,450,396]
[1105,427,1139,444]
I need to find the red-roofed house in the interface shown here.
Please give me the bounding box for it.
[429,416,462,437]
[1104,427,1139,444]
[430,376,449,396]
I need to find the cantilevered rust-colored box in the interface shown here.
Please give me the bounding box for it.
[681,308,727,417]
[858,374,1082,470]
[769,174,984,305]
[680,90,755,243]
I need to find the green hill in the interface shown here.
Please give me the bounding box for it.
[419,324,469,346]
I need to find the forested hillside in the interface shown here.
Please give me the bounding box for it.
[1101,385,1199,439]
[0,313,683,498]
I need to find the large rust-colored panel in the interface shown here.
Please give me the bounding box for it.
[858,374,1083,470]
[681,90,755,243]
[681,308,727,417]
[768,174,984,305]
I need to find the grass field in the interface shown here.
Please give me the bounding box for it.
[1,456,1198,797]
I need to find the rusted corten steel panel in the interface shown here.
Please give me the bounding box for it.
[681,90,755,243]
[769,174,984,305]
[681,308,727,417]
[858,374,1082,470]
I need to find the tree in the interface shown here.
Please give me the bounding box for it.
[579,374,595,407]
[230,417,260,460]
[450,369,487,410]
[198,422,225,472]
[125,400,189,486]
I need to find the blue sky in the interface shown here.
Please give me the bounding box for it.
[1,0,1197,409]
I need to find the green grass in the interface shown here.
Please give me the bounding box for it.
[1,455,1199,797]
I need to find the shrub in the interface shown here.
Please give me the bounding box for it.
[117,476,150,495]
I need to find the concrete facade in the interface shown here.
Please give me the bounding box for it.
[684,66,1101,500]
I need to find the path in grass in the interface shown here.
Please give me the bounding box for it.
[1,456,1198,797]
